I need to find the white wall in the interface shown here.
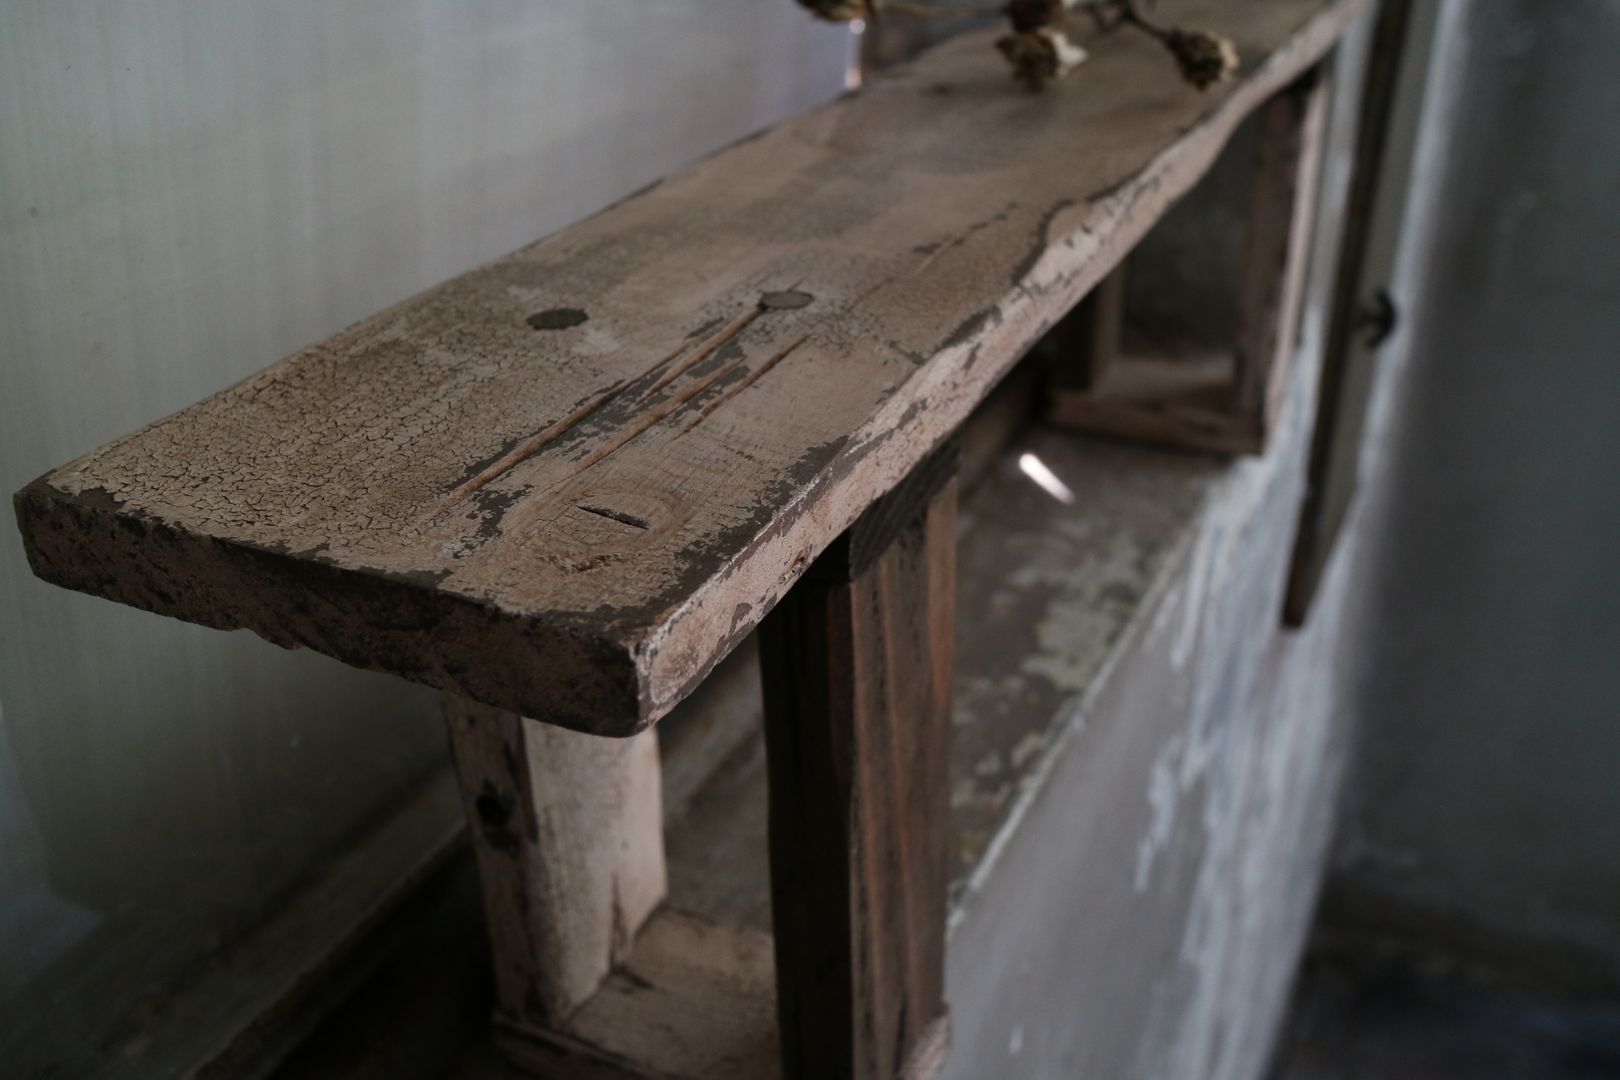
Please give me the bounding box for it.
[0,4,849,1074]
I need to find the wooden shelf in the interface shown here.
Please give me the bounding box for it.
[16,0,1368,737]
[264,418,1226,1078]
[13,4,1372,1076]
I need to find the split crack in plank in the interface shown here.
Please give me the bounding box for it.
[450,294,801,503]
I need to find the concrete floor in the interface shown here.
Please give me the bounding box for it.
[1271,949,1620,1080]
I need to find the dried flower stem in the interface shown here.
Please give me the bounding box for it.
[795,0,1236,91]
[1114,0,1240,88]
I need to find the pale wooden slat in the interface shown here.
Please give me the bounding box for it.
[14,0,1368,735]
[444,699,665,1028]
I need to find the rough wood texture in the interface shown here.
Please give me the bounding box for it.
[759,469,956,1080]
[492,909,780,1080]
[12,0,1368,734]
[1049,73,1330,455]
[444,699,665,1030]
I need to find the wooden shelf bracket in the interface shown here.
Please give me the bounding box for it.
[760,442,958,1080]
[1048,70,1332,456]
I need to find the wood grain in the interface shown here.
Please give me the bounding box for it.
[13,0,1368,734]
[1048,72,1330,455]
[493,909,781,1080]
[444,698,665,1029]
[759,469,956,1080]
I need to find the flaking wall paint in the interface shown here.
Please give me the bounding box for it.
[0,4,849,1073]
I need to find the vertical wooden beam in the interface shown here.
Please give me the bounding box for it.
[759,445,957,1080]
[1042,261,1127,398]
[444,698,666,1040]
[1233,72,1330,428]
[1073,262,1128,394]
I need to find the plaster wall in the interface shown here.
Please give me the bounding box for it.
[0,5,849,1074]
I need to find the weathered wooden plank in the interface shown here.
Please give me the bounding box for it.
[1235,72,1330,430]
[759,461,956,1080]
[13,0,1369,734]
[443,699,665,1031]
[492,910,780,1080]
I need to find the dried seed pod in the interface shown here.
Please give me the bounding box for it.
[996,26,1088,90]
[1163,27,1239,89]
[797,0,871,21]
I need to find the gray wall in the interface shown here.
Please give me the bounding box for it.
[1331,0,1620,977]
[0,4,848,1074]
[940,18,1393,1078]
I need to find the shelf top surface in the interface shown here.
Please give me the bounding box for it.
[16,0,1363,734]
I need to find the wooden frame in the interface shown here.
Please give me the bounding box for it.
[11,5,1373,1077]
[760,445,957,1080]
[1048,71,1331,456]
[446,700,780,1079]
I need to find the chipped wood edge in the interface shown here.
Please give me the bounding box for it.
[11,1,1369,737]
[1047,390,1269,455]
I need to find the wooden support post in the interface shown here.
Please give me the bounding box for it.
[1057,262,1128,395]
[1285,0,1420,626]
[759,445,958,1080]
[1233,72,1330,429]
[443,698,666,1051]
